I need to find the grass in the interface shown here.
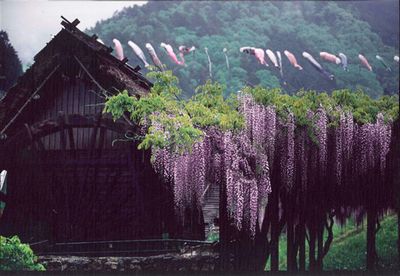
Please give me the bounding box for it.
[264,214,399,271]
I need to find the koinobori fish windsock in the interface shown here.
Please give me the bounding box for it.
[303,52,334,80]
[254,48,268,66]
[145,43,164,71]
[240,47,268,66]
[394,55,399,63]
[276,51,283,77]
[178,46,195,65]
[376,55,391,71]
[128,41,149,68]
[266,49,279,68]
[358,54,372,71]
[240,46,255,55]
[160,43,184,66]
[179,45,196,55]
[112,39,124,61]
[338,53,348,71]
[320,52,341,64]
[284,50,303,70]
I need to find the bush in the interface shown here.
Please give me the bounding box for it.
[0,236,45,271]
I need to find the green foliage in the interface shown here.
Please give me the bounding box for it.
[90,1,399,99]
[104,69,398,154]
[243,86,399,126]
[0,31,23,93]
[324,215,398,271]
[187,80,244,131]
[265,215,398,272]
[0,236,45,271]
[206,231,219,242]
[242,86,398,147]
[104,70,244,154]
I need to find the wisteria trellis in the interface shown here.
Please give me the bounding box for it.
[151,92,393,237]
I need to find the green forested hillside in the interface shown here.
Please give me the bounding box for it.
[89,1,399,98]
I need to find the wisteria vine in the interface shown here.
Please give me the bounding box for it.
[105,73,397,238]
[150,88,396,237]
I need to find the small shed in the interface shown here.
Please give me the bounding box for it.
[0,18,201,243]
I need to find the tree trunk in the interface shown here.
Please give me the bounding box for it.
[219,168,230,271]
[254,202,272,271]
[287,218,295,271]
[270,187,280,272]
[366,208,377,271]
[298,223,306,271]
[309,223,316,271]
[286,193,296,271]
[298,193,306,272]
[316,220,324,271]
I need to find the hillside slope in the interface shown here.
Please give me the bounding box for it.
[265,215,398,271]
[89,1,399,97]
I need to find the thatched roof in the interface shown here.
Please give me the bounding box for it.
[0,17,152,139]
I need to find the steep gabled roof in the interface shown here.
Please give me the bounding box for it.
[0,17,152,138]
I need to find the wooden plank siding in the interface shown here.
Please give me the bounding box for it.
[0,71,182,242]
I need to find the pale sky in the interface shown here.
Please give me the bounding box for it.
[0,1,147,67]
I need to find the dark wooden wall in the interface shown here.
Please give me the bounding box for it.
[21,71,123,150]
[0,71,183,242]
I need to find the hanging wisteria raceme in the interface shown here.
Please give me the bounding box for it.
[265,106,277,167]
[315,107,328,176]
[152,148,174,181]
[296,127,309,192]
[223,131,260,233]
[191,140,208,201]
[239,93,255,140]
[256,151,271,230]
[359,123,375,176]
[375,113,392,176]
[340,111,354,186]
[281,113,295,191]
[152,134,210,217]
[212,152,222,185]
[223,131,238,216]
[343,111,354,162]
[238,91,277,170]
[335,111,344,185]
[333,110,393,187]
[173,154,190,213]
[150,118,175,181]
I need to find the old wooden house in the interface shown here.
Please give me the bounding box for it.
[0,18,208,244]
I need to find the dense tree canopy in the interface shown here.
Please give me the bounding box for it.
[90,1,399,98]
[0,31,23,96]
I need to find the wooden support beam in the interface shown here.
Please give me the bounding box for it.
[67,127,75,151]
[73,55,107,94]
[24,123,35,145]
[4,114,136,155]
[71,19,80,27]
[36,137,46,152]
[58,112,67,151]
[1,64,61,136]
[90,113,102,155]
[97,127,106,159]
[60,17,79,29]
